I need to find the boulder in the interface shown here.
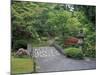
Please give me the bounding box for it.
[15,48,30,56]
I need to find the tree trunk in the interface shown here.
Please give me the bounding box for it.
[27,43,32,56]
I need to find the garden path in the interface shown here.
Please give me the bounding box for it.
[32,47,96,73]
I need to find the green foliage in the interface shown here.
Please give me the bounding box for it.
[12,40,27,51]
[11,1,96,58]
[67,17,81,31]
[64,48,83,59]
[41,37,48,41]
[83,32,96,57]
[14,54,30,58]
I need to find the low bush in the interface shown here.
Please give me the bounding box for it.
[41,37,48,41]
[64,47,83,59]
[12,40,27,51]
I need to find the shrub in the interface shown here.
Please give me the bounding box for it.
[41,37,48,41]
[83,36,96,58]
[64,47,83,59]
[64,37,78,46]
[12,40,27,51]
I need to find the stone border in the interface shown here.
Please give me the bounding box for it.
[51,43,65,55]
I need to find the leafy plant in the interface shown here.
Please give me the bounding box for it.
[12,40,27,51]
[64,47,83,59]
[12,1,96,58]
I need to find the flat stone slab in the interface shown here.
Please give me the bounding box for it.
[32,47,96,73]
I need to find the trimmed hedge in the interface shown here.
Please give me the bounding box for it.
[64,47,83,59]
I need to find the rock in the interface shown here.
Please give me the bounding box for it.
[15,48,30,56]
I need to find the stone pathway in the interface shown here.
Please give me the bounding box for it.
[32,47,96,73]
[32,47,60,57]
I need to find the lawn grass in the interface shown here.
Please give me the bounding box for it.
[11,56,33,74]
